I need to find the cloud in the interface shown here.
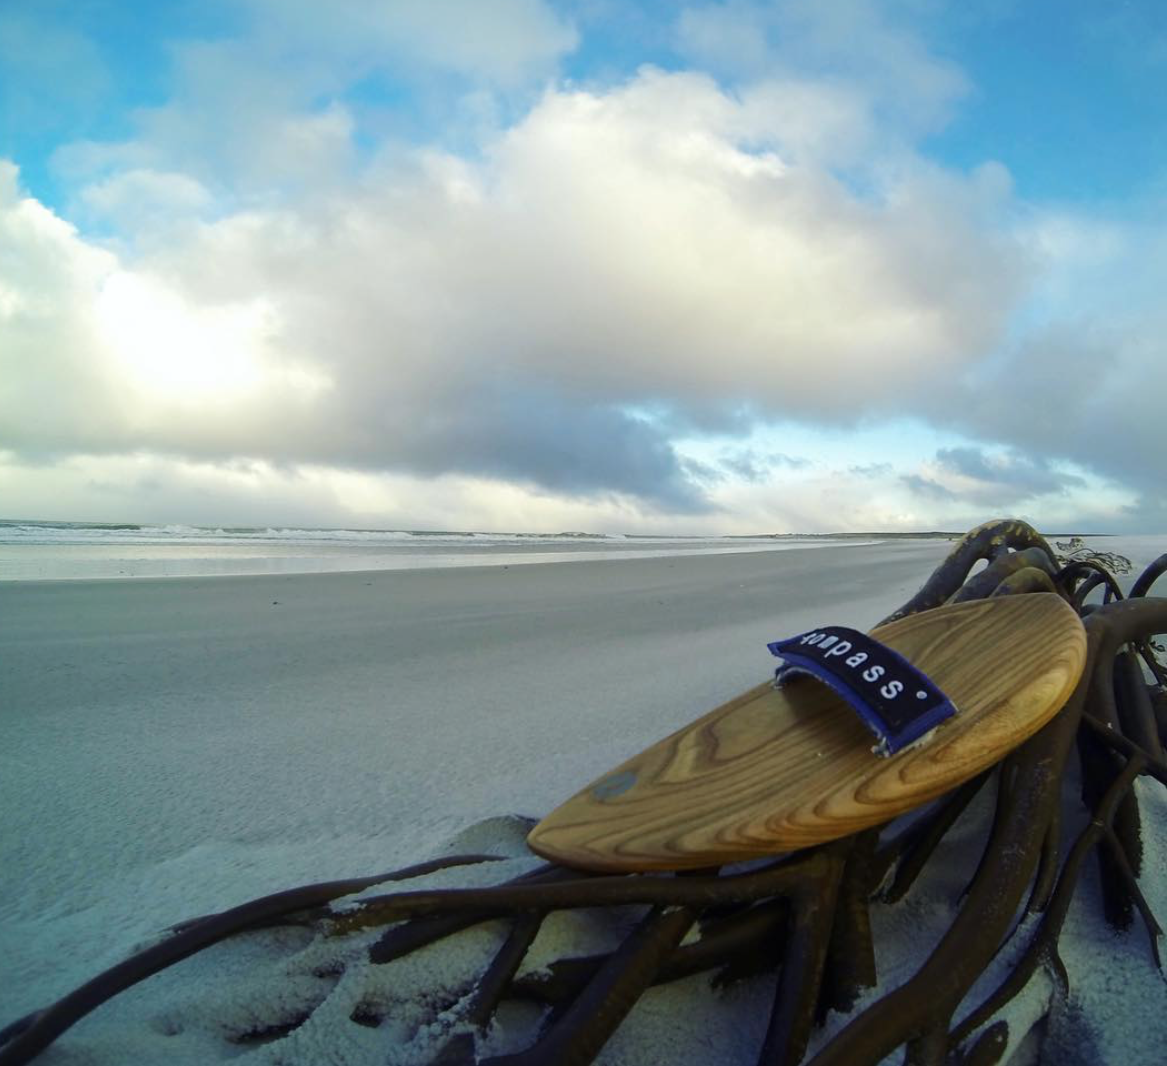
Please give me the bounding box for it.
[899,444,1090,510]
[241,0,578,85]
[717,448,809,482]
[901,474,957,501]
[50,58,363,208]
[850,462,893,478]
[934,447,1086,498]
[1,61,1036,516]
[675,0,969,136]
[77,168,215,235]
[4,4,1165,531]
[0,162,126,454]
[936,212,1167,525]
[46,0,575,209]
[0,451,708,533]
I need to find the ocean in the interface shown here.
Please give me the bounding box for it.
[0,519,884,581]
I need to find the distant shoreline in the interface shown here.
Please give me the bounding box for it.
[0,518,1114,541]
[727,530,1112,540]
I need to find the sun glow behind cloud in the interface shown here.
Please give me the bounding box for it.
[96,272,269,401]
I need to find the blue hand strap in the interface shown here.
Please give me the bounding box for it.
[767,626,958,757]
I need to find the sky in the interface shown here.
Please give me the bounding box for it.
[1,0,1165,535]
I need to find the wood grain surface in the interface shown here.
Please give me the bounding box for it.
[527,594,1087,871]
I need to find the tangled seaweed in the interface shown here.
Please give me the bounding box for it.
[1053,536,1133,579]
[2,519,1165,1066]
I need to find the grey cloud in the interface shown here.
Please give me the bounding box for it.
[901,474,957,500]
[1123,494,1167,533]
[850,462,892,478]
[718,448,809,482]
[386,385,712,512]
[679,456,723,485]
[897,446,1091,516]
[936,318,1167,527]
[935,447,1000,482]
[768,451,811,469]
[935,447,1086,499]
[676,0,969,136]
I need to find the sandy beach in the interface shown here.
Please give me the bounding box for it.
[1,544,945,1006]
[2,537,1164,1064]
